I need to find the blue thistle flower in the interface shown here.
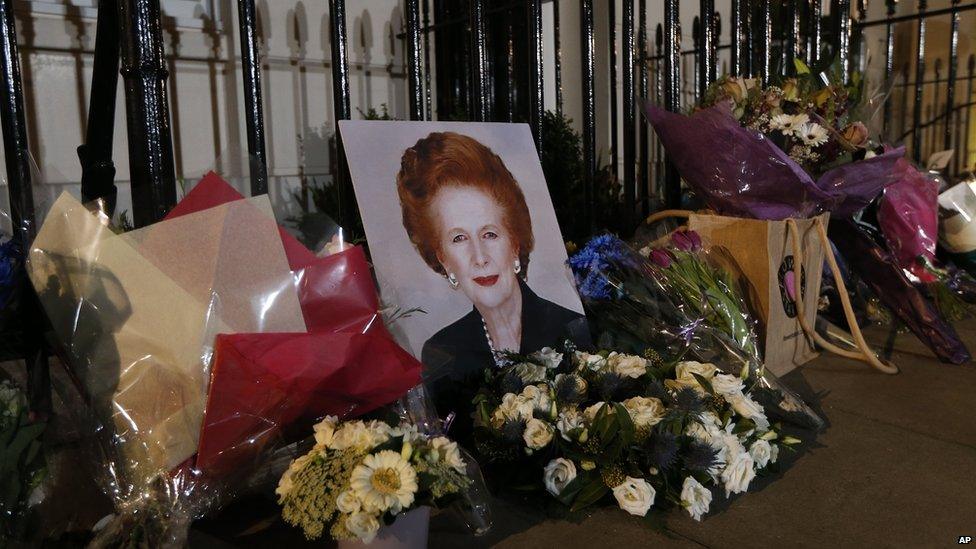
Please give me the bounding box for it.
[683,440,720,473]
[0,237,20,308]
[646,431,679,470]
[501,418,527,444]
[673,387,706,415]
[500,371,526,395]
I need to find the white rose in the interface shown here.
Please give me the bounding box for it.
[345,511,381,544]
[576,351,607,372]
[532,347,564,369]
[612,477,656,516]
[721,449,756,496]
[672,361,719,392]
[313,416,339,448]
[711,373,744,397]
[556,409,587,441]
[727,393,770,432]
[680,477,712,521]
[543,458,578,496]
[608,353,647,378]
[430,436,466,473]
[522,418,555,450]
[515,362,547,383]
[336,490,362,514]
[621,396,665,427]
[749,439,773,469]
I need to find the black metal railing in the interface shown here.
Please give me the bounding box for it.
[0,0,975,387]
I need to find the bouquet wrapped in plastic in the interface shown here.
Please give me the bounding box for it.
[644,68,969,365]
[276,415,477,544]
[26,174,423,546]
[569,234,823,430]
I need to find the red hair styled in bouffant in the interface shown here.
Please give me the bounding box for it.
[396,132,534,276]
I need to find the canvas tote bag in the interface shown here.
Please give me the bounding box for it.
[647,210,897,376]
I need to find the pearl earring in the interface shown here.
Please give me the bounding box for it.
[448,272,459,289]
[514,259,522,275]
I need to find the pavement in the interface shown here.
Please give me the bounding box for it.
[7,319,975,548]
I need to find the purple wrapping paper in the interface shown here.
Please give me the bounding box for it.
[643,102,905,219]
[829,219,971,364]
[877,158,939,279]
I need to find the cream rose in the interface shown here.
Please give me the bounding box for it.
[608,353,647,378]
[612,477,656,516]
[543,458,578,496]
[672,361,718,392]
[345,512,381,543]
[621,396,665,427]
[523,418,555,450]
[680,477,712,521]
[721,449,756,496]
[750,440,773,468]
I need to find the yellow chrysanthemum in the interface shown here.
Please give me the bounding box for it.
[349,450,418,514]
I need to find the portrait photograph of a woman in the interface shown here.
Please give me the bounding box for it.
[340,122,590,439]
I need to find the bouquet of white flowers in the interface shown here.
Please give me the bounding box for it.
[277,417,472,543]
[472,346,800,522]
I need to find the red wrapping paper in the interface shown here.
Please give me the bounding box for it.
[196,332,421,478]
[166,173,422,477]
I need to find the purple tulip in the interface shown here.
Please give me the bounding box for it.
[670,230,703,252]
[649,248,672,268]
[671,230,692,251]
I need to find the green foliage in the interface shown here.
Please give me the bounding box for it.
[0,380,46,543]
[539,111,626,243]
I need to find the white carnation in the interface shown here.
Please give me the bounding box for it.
[721,449,756,496]
[532,347,564,369]
[710,373,744,397]
[680,477,712,521]
[345,512,380,544]
[312,415,339,448]
[429,436,466,473]
[749,439,773,469]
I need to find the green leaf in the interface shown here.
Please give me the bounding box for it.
[570,476,610,513]
[794,58,811,75]
[732,418,756,434]
[613,403,635,444]
[691,373,715,396]
[554,474,586,506]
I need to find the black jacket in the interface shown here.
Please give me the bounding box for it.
[422,279,590,443]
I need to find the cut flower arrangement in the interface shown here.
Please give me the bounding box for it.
[471,346,800,522]
[277,417,471,543]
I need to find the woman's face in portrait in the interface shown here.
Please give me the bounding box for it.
[432,186,520,311]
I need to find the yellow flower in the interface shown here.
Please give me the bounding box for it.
[350,450,418,514]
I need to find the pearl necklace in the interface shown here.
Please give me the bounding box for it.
[482,317,504,367]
